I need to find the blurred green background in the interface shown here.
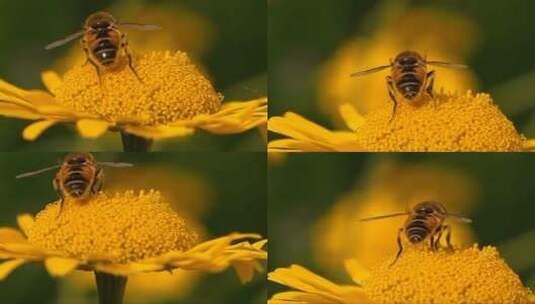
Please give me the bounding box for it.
[0,152,266,304]
[268,153,535,295]
[0,0,266,151]
[269,0,535,137]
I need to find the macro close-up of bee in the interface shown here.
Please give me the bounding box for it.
[361,200,472,265]
[45,11,161,82]
[16,152,132,215]
[351,51,467,120]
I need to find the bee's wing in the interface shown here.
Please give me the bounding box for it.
[360,212,408,222]
[16,165,61,179]
[44,31,85,50]
[350,64,391,77]
[99,162,134,168]
[118,23,162,31]
[426,61,468,69]
[447,214,472,223]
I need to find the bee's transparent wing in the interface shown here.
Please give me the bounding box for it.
[350,64,391,77]
[426,61,468,69]
[360,212,408,222]
[118,23,162,31]
[44,31,85,50]
[447,214,472,223]
[16,165,61,179]
[99,162,134,168]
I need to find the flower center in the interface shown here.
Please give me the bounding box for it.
[27,190,199,264]
[363,245,532,304]
[355,91,525,151]
[51,51,222,125]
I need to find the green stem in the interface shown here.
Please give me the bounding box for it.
[94,272,128,304]
[120,132,153,152]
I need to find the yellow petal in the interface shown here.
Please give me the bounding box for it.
[344,259,369,285]
[0,103,42,120]
[0,242,42,256]
[268,265,367,303]
[95,262,164,276]
[41,71,62,94]
[76,119,110,138]
[269,291,342,304]
[17,214,35,237]
[44,257,79,277]
[233,260,262,284]
[0,228,26,243]
[123,125,195,139]
[22,120,58,141]
[0,80,31,99]
[0,259,26,280]
[338,103,365,131]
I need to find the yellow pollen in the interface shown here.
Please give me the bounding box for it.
[354,91,525,151]
[363,245,533,304]
[27,190,199,264]
[51,51,222,125]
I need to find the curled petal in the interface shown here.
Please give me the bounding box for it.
[0,259,27,280]
[76,119,110,138]
[338,104,365,131]
[22,120,58,141]
[16,214,35,237]
[123,125,195,139]
[343,259,369,285]
[41,71,62,94]
[269,265,367,304]
[44,257,79,277]
[0,228,26,244]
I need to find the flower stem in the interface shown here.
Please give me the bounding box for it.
[120,132,153,152]
[94,272,128,304]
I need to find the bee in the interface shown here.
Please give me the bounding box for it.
[16,153,133,215]
[360,201,472,265]
[44,11,161,83]
[351,51,467,120]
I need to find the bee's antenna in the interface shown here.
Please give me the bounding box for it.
[16,165,61,179]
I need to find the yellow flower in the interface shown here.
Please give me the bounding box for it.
[318,8,478,121]
[269,91,535,152]
[0,190,266,283]
[312,160,477,271]
[60,168,214,302]
[269,246,534,304]
[0,51,267,142]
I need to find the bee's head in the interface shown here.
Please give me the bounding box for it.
[394,51,424,66]
[413,201,447,216]
[63,152,95,166]
[85,11,116,29]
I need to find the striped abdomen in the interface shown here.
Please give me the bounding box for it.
[405,213,433,243]
[90,28,119,66]
[63,164,91,198]
[395,66,423,99]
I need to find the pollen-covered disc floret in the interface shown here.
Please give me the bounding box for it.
[356,91,524,151]
[27,190,199,264]
[51,51,222,125]
[363,245,532,304]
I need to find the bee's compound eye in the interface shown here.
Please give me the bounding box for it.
[425,208,434,214]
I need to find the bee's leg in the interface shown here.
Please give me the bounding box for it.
[425,70,436,107]
[432,226,445,250]
[386,76,398,122]
[390,227,404,266]
[83,49,103,86]
[53,177,64,218]
[443,224,453,250]
[121,33,142,82]
[91,168,104,195]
